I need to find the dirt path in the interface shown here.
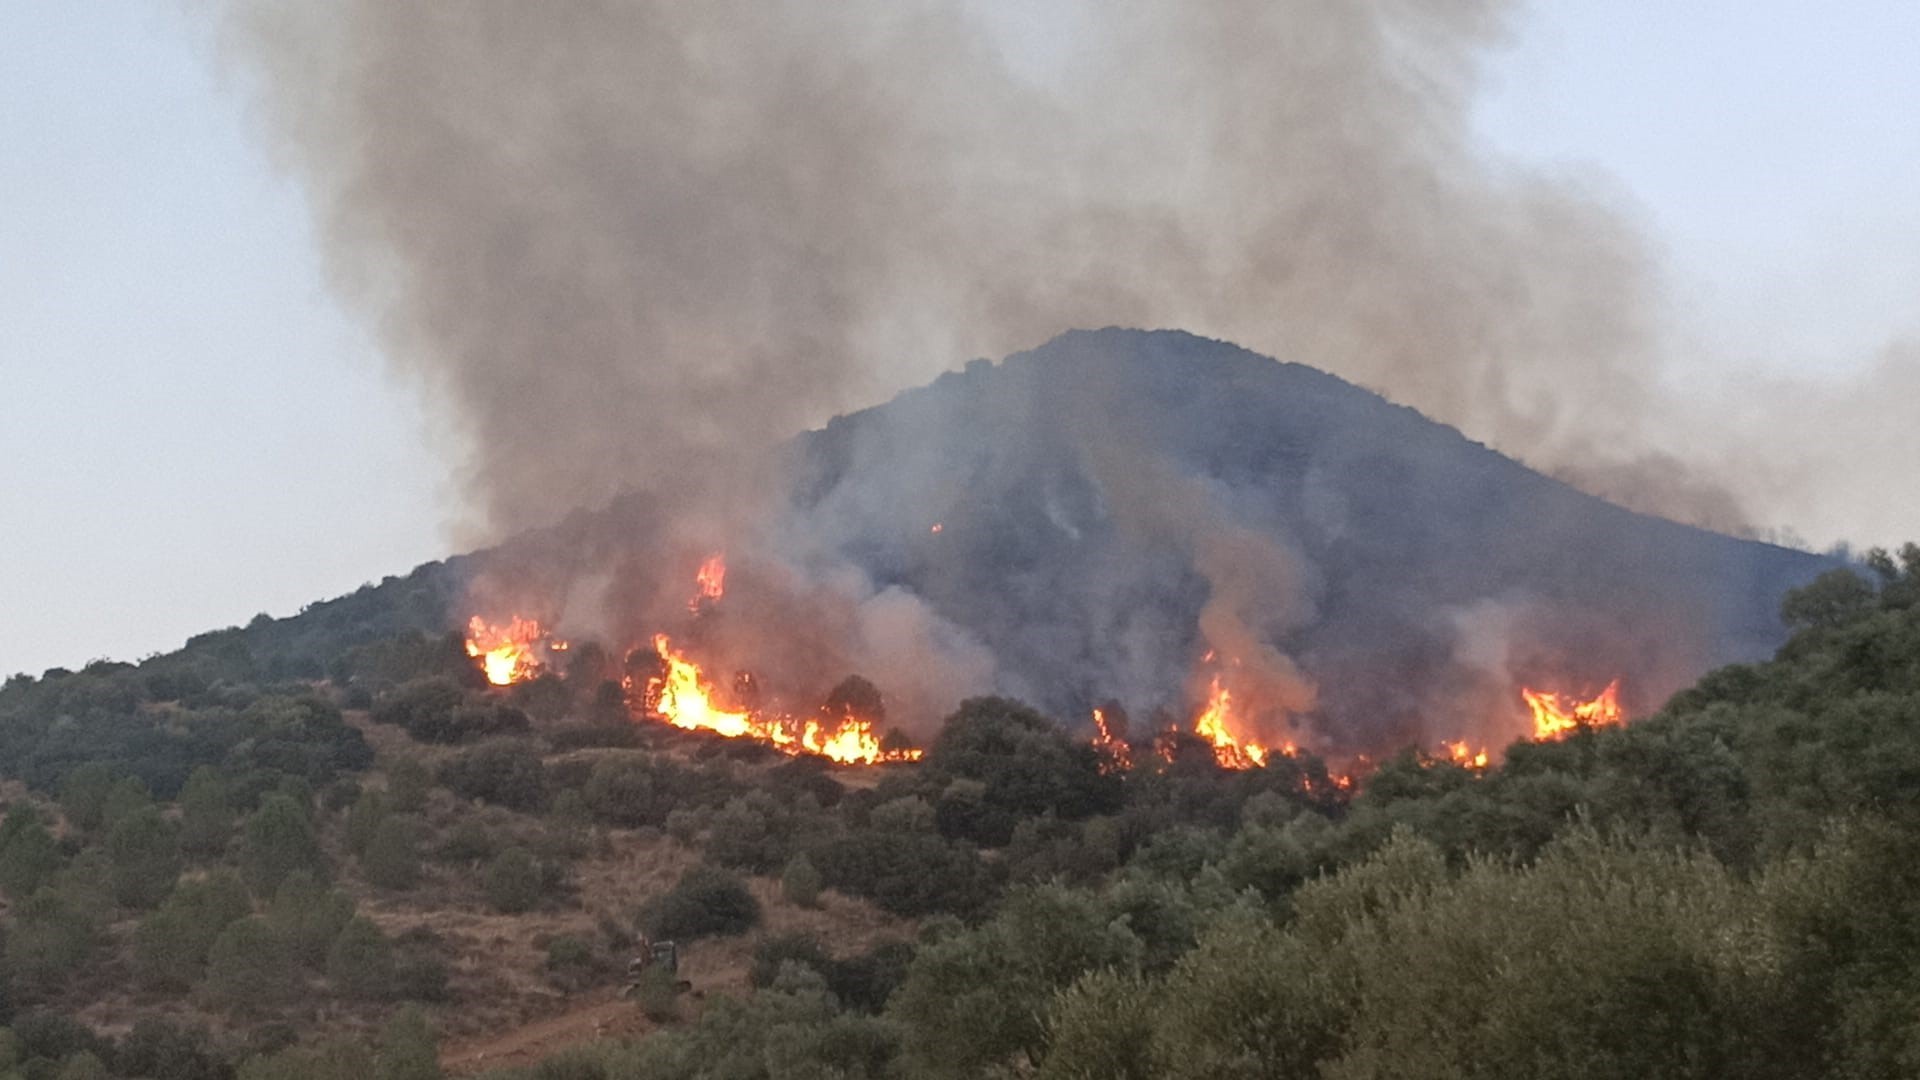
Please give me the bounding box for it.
[440,991,654,1075]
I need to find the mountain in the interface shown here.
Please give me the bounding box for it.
[112,328,1836,759]
[773,328,1834,750]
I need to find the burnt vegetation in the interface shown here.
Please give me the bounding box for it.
[0,546,1914,1077]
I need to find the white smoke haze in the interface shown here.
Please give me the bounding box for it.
[208,0,1910,744]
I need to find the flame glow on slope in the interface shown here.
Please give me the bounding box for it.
[689,554,727,613]
[644,634,920,765]
[465,616,562,686]
[1091,707,1132,774]
[1523,679,1624,740]
[1193,675,1273,769]
[1442,740,1490,769]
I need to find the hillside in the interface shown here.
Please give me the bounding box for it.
[0,329,1904,1080]
[776,328,1833,744]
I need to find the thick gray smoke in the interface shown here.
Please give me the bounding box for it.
[214,0,1710,534]
[210,1,1896,747]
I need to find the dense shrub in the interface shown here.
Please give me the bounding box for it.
[483,847,547,914]
[106,805,183,909]
[781,853,823,908]
[239,795,327,895]
[811,830,999,919]
[921,697,1123,846]
[369,678,463,742]
[204,916,299,1013]
[114,1018,227,1080]
[131,870,251,990]
[642,864,761,940]
[7,890,98,1001]
[580,754,727,828]
[439,742,549,811]
[361,815,424,891]
[266,871,355,968]
[326,917,397,1000]
[0,805,64,899]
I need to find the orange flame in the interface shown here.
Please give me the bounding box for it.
[643,634,921,765]
[1091,708,1133,774]
[1522,679,1624,740]
[689,554,727,613]
[465,616,561,686]
[1442,740,1490,769]
[1193,676,1270,770]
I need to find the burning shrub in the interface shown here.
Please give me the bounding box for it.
[642,863,761,940]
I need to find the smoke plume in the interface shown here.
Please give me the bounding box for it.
[209,1,1899,746]
[212,0,1716,534]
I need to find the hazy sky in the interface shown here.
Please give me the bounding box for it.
[4,2,1917,678]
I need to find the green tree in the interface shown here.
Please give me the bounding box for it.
[385,757,432,813]
[265,870,355,968]
[643,864,761,941]
[344,788,388,857]
[237,1040,374,1080]
[177,765,234,859]
[327,916,397,1000]
[438,742,548,811]
[376,1006,442,1080]
[6,888,99,1001]
[362,815,423,891]
[106,805,182,909]
[0,806,64,899]
[204,915,300,1013]
[1036,969,1160,1080]
[240,794,327,895]
[781,853,823,908]
[1780,567,1877,631]
[483,847,545,914]
[58,762,119,834]
[53,1051,110,1080]
[131,869,252,990]
[890,884,1143,1079]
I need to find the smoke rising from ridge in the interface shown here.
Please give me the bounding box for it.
[213,0,1744,538]
[212,1,1903,749]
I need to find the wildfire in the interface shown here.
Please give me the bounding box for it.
[689,554,727,613]
[1193,676,1271,770]
[1091,708,1133,774]
[1442,740,1490,769]
[1522,679,1624,740]
[644,634,921,765]
[465,616,562,686]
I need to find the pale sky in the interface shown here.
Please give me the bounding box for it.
[3,2,1917,678]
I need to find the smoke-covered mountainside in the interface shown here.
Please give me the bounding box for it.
[161,328,1837,764]
[771,328,1833,750]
